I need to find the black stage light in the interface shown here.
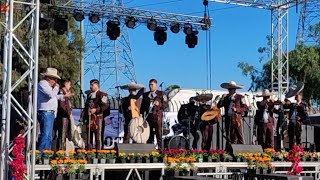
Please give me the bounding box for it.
[89,14,100,23]
[170,23,180,34]
[39,18,49,30]
[53,15,68,35]
[183,24,193,35]
[154,26,167,45]
[73,12,84,22]
[125,16,136,29]
[107,19,120,40]
[185,30,198,48]
[147,19,157,31]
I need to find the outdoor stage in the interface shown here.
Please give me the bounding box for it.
[35,162,320,180]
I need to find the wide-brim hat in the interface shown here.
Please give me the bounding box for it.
[120,82,144,90]
[220,81,243,89]
[257,89,277,97]
[285,81,304,98]
[40,67,61,79]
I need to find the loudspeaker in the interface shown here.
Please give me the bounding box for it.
[116,143,156,154]
[227,144,263,155]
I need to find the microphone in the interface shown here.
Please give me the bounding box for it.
[115,86,121,88]
[159,82,164,87]
[84,90,91,94]
[244,94,249,96]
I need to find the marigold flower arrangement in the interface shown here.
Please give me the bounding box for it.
[76,159,88,173]
[151,151,161,158]
[144,153,150,159]
[56,150,65,159]
[127,153,135,160]
[106,150,117,159]
[43,149,54,159]
[86,149,96,159]
[76,149,87,159]
[68,150,76,158]
[35,150,41,161]
[50,160,63,174]
[97,150,108,159]
[9,132,26,180]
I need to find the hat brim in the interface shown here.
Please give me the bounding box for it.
[220,83,243,89]
[285,82,304,98]
[40,73,61,79]
[121,83,144,90]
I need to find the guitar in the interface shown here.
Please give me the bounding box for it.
[200,95,221,122]
[128,90,150,143]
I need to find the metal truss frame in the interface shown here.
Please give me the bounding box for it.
[209,0,303,98]
[297,0,320,45]
[0,0,40,179]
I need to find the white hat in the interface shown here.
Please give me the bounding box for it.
[220,81,243,89]
[40,68,61,79]
[258,89,276,97]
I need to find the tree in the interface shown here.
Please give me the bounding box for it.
[165,84,180,91]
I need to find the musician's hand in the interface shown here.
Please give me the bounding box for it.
[222,94,227,98]
[232,107,237,112]
[155,101,160,106]
[128,106,131,110]
[64,91,74,98]
[90,108,97,114]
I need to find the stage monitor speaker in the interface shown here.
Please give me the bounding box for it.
[116,143,156,154]
[228,144,263,155]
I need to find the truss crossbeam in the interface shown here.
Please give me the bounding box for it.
[208,0,299,9]
[50,1,210,30]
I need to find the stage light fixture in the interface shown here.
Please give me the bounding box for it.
[39,18,49,30]
[107,19,120,40]
[170,23,180,33]
[73,12,84,22]
[183,24,193,35]
[153,26,167,45]
[53,16,68,35]
[89,14,100,23]
[147,19,157,31]
[125,16,136,29]
[185,30,198,48]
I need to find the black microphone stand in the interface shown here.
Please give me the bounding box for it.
[115,86,123,143]
[159,83,165,151]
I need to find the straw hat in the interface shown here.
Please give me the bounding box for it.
[40,68,61,79]
[220,81,243,89]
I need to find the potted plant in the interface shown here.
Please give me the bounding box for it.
[56,150,65,159]
[118,152,127,163]
[87,149,97,164]
[127,153,135,163]
[234,153,243,162]
[135,153,143,163]
[50,160,63,179]
[67,150,75,159]
[42,149,54,165]
[106,150,117,164]
[35,150,41,164]
[97,150,107,164]
[64,159,77,180]
[143,153,150,163]
[76,159,87,178]
[151,151,160,163]
[76,149,86,159]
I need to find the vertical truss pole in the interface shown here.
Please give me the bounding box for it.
[271,0,289,99]
[297,0,320,45]
[0,0,40,178]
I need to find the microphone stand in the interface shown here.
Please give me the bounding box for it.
[160,83,164,151]
[115,86,123,143]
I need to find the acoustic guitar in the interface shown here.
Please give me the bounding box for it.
[201,95,221,122]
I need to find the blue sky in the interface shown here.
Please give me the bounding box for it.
[84,0,301,94]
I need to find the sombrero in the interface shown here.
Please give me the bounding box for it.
[285,81,304,98]
[40,67,61,79]
[256,89,277,97]
[220,81,243,89]
[120,82,144,90]
[194,93,213,102]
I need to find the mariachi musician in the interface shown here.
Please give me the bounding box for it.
[254,89,278,149]
[217,81,248,145]
[285,82,308,149]
[197,94,220,150]
[177,97,199,149]
[80,79,109,150]
[140,79,168,150]
[119,82,145,143]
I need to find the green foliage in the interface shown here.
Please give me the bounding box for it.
[165,84,180,91]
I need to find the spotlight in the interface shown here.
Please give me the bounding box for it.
[53,15,68,35]
[170,23,180,34]
[40,0,50,4]
[125,16,136,29]
[107,19,120,40]
[73,12,84,22]
[185,30,198,48]
[39,18,49,30]
[183,24,193,35]
[147,19,157,31]
[89,14,100,23]
[154,26,167,45]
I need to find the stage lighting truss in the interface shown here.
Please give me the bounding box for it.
[107,19,121,40]
[47,1,211,31]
